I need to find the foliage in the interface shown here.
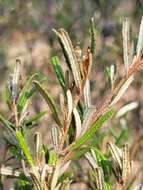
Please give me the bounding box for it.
[0,16,143,190]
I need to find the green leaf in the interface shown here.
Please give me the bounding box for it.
[53,29,82,89]
[34,81,62,127]
[48,151,57,165]
[90,17,96,57]
[17,73,38,112]
[25,110,48,127]
[70,109,115,151]
[51,56,66,94]
[93,148,107,161]
[14,173,32,190]
[43,144,49,164]
[0,114,14,131]
[15,131,35,167]
[93,148,112,182]
[104,182,112,190]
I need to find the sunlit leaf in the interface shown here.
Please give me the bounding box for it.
[70,108,115,150]
[48,152,57,166]
[16,131,35,167]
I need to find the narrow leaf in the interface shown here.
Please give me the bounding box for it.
[60,93,66,120]
[67,90,73,120]
[116,102,138,118]
[73,108,82,139]
[95,167,104,190]
[51,160,61,190]
[30,172,42,190]
[5,80,12,105]
[122,144,131,183]
[0,114,14,132]
[34,132,43,161]
[16,131,35,167]
[107,142,122,170]
[137,17,143,57]
[41,164,53,189]
[84,79,91,109]
[110,76,134,106]
[25,110,48,126]
[48,152,57,166]
[70,109,115,151]
[90,17,96,57]
[110,65,115,86]
[81,107,97,134]
[12,60,21,100]
[53,28,82,89]
[85,152,98,169]
[93,148,112,181]
[51,126,59,152]
[4,129,18,146]
[17,73,38,112]
[34,81,62,127]
[51,56,66,93]
[122,18,130,73]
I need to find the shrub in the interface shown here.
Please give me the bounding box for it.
[0,17,143,190]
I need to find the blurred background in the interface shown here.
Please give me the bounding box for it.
[0,0,143,189]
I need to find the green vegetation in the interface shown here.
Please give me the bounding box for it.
[0,7,143,190]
